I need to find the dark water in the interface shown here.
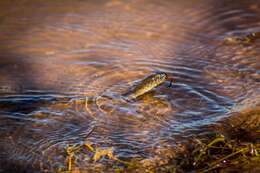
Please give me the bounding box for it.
[0,0,259,172]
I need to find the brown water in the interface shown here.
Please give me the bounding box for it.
[0,0,259,172]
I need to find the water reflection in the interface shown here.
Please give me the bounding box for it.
[0,0,259,172]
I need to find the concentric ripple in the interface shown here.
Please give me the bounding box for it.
[0,0,259,172]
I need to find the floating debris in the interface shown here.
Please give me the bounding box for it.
[63,127,96,172]
[65,144,82,172]
[63,144,130,172]
[93,147,114,162]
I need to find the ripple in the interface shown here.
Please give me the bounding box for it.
[0,0,260,172]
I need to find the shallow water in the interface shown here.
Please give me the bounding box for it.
[0,0,259,172]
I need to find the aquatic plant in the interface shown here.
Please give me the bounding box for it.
[224,32,260,45]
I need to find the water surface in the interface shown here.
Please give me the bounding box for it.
[0,0,259,172]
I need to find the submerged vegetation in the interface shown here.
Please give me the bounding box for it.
[59,108,259,173]
[172,136,259,173]
[224,31,260,45]
[60,134,259,173]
